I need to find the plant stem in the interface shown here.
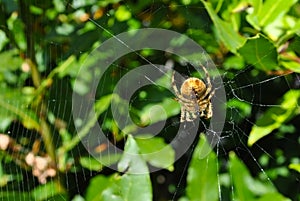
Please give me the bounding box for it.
[18,0,65,191]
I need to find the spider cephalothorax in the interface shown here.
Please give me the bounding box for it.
[172,65,214,122]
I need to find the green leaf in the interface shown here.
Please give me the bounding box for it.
[85,175,111,201]
[85,137,153,201]
[135,135,175,171]
[31,181,66,201]
[256,0,297,27]
[256,193,291,201]
[86,173,152,201]
[79,157,103,171]
[201,0,246,53]
[246,0,263,30]
[248,90,300,146]
[289,163,300,173]
[118,135,149,173]
[238,34,278,71]
[281,61,300,73]
[185,135,219,201]
[115,5,131,22]
[7,13,26,50]
[230,152,256,200]
[0,88,39,131]
[95,94,113,115]
[114,174,152,201]
[223,55,245,70]
[0,49,22,72]
[229,152,288,201]
[0,30,9,51]
[30,5,43,15]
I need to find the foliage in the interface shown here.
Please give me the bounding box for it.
[0,0,299,201]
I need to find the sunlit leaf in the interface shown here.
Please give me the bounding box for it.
[281,61,300,73]
[256,0,297,27]
[239,34,278,71]
[289,163,300,173]
[201,0,246,53]
[248,90,300,146]
[0,30,9,51]
[115,5,131,22]
[135,135,175,171]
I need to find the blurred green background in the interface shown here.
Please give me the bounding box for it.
[0,0,299,201]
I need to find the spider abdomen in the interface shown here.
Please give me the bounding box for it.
[180,77,206,99]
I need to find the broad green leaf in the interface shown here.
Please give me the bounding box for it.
[201,0,246,53]
[85,136,152,201]
[118,135,148,174]
[31,181,66,201]
[185,135,219,201]
[239,34,278,71]
[229,152,285,201]
[248,90,300,146]
[135,135,175,171]
[114,173,152,201]
[86,173,152,201]
[85,175,111,201]
[256,0,297,27]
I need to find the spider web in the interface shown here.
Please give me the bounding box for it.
[0,1,299,201]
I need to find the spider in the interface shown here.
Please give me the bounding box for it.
[172,65,215,122]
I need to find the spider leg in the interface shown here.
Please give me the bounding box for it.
[198,64,213,101]
[197,94,214,118]
[205,102,213,119]
[171,71,181,97]
[180,107,186,122]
